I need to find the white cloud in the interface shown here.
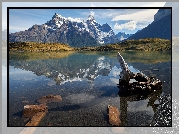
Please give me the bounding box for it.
[136,21,151,29]
[112,9,158,22]
[90,11,95,16]
[89,2,165,7]
[3,2,166,32]
[114,21,137,31]
[9,26,30,32]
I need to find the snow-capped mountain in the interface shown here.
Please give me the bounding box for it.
[115,32,133,41]
[9,13,117,47]
[45,13,117,44]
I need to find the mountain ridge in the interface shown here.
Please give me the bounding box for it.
[9,13,118,47]
[129,9,171,40]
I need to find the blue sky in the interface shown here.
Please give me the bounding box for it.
[3,2,166,34]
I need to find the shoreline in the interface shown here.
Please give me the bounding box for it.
[8,38,171,52]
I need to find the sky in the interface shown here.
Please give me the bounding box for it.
[3,2,166,34]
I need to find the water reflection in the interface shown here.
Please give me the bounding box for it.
[9,51,171,126]
[9,51,171,85]
[118,88,162,126]
[9,52,118,85]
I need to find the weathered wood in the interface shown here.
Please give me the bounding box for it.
[23,104,47,117]
[117,52,162,92]
[25,111,47,126]
[38,94,62,104]
[117,52,134,82]
[22,94,62,126]
[108,105,121,126]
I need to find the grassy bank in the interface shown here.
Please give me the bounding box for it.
[75,38,171,51]
[9,42,74,52]
[9,38,171,52]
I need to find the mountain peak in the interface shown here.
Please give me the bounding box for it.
[53,13,62,18]
[52,13,64,22]
[88,14,95,21]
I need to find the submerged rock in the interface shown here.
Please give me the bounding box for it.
[38,94,62,104]
[108,105,121,126]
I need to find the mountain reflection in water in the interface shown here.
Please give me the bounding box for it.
[9,51,171,126]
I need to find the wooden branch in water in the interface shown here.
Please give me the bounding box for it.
[25,111,47,126]
[23,104,48,126]
[108,105,121,126]
[117,52,134,82]
[22,94,62,126]
[117,52,162,92]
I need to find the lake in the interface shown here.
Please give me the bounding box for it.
[8,51,171,126]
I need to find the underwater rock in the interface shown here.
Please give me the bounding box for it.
[38,94,62,104]
[108,105,121,126]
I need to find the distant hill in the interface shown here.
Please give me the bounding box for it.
[128,9,171,40]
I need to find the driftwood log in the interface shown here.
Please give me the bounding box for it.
[23,104,48,126]
[23,104,47,117]
[22,94,62,126]
[38,94,62,104]
[108,105,121,126]
[117,52,162,93]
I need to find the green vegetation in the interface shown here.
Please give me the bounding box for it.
[75,38,171,51]
[9,38,171,52]
[9,42,74,52]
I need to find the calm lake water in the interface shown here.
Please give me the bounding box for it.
[9,51,171,126]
